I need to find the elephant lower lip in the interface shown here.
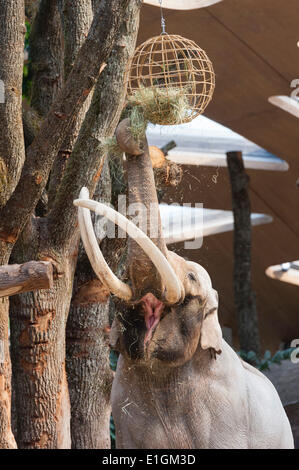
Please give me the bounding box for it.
[142,293,164,345]
[148,315,155,329]
[144,316,160,345]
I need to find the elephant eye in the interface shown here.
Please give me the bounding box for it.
[181,295,193,306]
[188,272,197,282]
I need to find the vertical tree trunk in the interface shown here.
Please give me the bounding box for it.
[66,159,113,449]
[0,0,25,447]
[227,151,261,355]
[65,1,141,447]
[0,287,17,448]
[29,0,65,216]
[47,0,94,210]
[10,232,79,448]
[30,0,64,116]
[9,1,71,448]
[0,243,16,448]
[0,0,25,208]
[3,0,140,450]
[66,289,112,448]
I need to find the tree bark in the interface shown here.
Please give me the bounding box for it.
[0,0,130,247]
[9,223,79,448]
[28,0,65,215]
[47,0,94,211]
[30,0,64,117]
[66,159,113,449]
[22,101,42,149]
[227,151,261,355]
[0,293,17,449]
[66,285,112,448]
[7,0,141,449]
[48,0,141,249]
[63,0,93,79]
[25,0,40,22]
[0,245,16,448]
[0,0,25,448]
[10,272,74,448]
[65,1,142,448]
[61,2,109,448]
[0,261,53,298]
[0,0,25,209]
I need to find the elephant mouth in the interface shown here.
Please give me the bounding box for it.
[142,293,164,345]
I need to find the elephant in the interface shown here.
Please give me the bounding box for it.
[73,119,294,449]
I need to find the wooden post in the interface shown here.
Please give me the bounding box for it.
[0,261,53,298]
[160,140,176,156]
[227,151,261,355]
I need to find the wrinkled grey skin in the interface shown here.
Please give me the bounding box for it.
[110,124,294,449]
[110,258,293,449]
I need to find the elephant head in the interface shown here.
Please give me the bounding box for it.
[73,119,222,367]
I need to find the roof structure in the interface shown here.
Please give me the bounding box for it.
[266,261,299,287]
[139,0,299,351]
[147,117,289,171]
[160,204,272,244]
[144,0,223,10]
[140,1,299,161]
[268,96,299,119]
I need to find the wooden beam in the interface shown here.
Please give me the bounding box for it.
[0,261,53,298]
[143,0,222,10]
[266,261,299,287]
[160,205,272,244]
[203,211,273,237]
[167,150,289,171]
[268,96,299,119]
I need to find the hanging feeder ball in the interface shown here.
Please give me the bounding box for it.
[127,34,215,126]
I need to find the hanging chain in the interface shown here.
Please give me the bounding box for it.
[159,0,167,34]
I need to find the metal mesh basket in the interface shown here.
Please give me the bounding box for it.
[127,34,215,125]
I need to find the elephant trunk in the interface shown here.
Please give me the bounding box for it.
[116,119,176,301]
[127,141,167,300]
[73,119,182,305]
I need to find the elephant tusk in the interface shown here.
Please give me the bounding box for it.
[76,187,133,301]
[74,188,182,304]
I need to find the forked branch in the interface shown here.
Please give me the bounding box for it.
[0,0,130,246]
[48,0,142,248]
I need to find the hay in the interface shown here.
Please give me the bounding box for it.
[128,86,190,126]
[154,162,182,188]
[130,105,148,145]
[109,152,127,199]
[128,34,215,124]
[101,136,124,158]
[101,86,190,158]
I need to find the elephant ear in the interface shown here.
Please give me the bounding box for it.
[200,289,222,355]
